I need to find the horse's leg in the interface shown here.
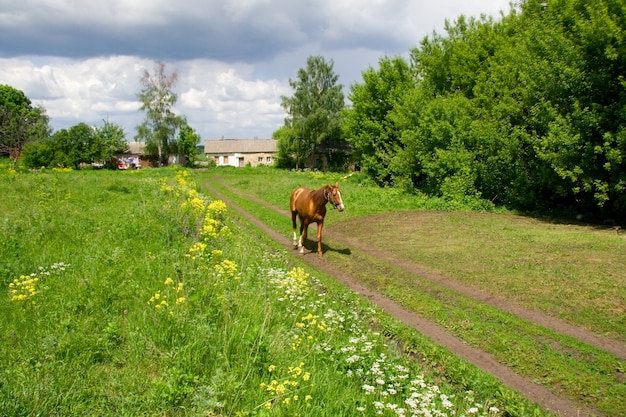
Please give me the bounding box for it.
[316,221,324,256]
[292,211,299,247]
[299,220,308,253]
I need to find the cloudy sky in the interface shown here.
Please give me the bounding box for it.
[0,0,511,141]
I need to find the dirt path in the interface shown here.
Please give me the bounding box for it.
[203,180,605,417]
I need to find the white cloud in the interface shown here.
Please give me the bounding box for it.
[0,0,512,140]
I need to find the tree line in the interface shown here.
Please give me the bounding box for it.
[3,0,624,218]
[0,62,200,170]
[342,0,626,217]
[277,0,625,218]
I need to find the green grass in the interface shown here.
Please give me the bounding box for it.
[208,166,499,220]
[0,163,550,416]
[330,211,626,340]
[204,166,626,340]
[197,165,626,417]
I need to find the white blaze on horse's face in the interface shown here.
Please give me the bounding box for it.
[336,190,345,212]
[329,187,344,212]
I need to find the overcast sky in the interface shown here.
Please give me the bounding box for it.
[0,0,512,141]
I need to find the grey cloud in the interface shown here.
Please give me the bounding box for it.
[0,0,421,62]
[0,0,511,140]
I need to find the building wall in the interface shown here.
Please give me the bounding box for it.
[209,152,275,167]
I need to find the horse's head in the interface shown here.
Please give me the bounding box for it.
[326,182,345,212]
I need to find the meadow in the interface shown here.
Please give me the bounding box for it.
[196,166,626,417]
[0,163,613,416]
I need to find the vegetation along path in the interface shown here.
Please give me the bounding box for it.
[202,178,622,417]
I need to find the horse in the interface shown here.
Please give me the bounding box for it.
[290,182,345,256]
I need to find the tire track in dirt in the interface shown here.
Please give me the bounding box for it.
[333,230,626,361]
[203,179,603,417]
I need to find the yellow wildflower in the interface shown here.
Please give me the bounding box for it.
[214,259,238,277]
[207,200,227,217]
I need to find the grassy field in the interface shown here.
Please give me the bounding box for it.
[0,163,552,417]
[202,166,626,340]
[196,166,626,417]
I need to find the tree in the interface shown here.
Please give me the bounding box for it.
[273,125,298,168]
[135,62,185,166]
[20,139,55,169]
[345,0,626,217]
[92,119,127,164]
[279,56,345,169]
[50,123,94,168]
[0,85,50,168]
[177,122,201,167]
[21,120,127,169]
[343,56,414,185]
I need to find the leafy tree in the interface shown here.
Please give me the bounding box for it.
[343,56,414,185]
[21,120,127,169]
[20,139,54,169]
[528,0,626,213]
[279,56,345,169]
[177,123,201,167]
[50,123,94,168]
[273,125,297,168]
[135,62,185,166]
[0,85,50,168]
[92,119,127,164]
[346,0,626,217]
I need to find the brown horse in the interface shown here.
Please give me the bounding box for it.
[290,182,345,256]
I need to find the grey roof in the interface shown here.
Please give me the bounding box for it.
[126,141,146,154]
[204,139,277,154]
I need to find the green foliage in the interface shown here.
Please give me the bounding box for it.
[279,55,346,169]
[343,56,414,185]
[273,125,298,168]
[0,85,51,168]
[21,120,127,169]
[345,0,626,218]
[92,119,127,163]
[20,139,55,168]
[177,123,201,167]
[0,84,32,109]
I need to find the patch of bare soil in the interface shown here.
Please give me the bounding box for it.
[203,180,609,417]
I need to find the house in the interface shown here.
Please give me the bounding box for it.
[204,138,277,167]
[114,141,149,169]
[114,142,193,168]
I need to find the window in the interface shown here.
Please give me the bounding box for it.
[224,156,229,164]
[214,156,219,164]
[258,157,263,162]
[266,156,272,162]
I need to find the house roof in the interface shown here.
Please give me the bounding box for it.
[126,141,146,155]
[204,138,277,154]
[116,141,145,155]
